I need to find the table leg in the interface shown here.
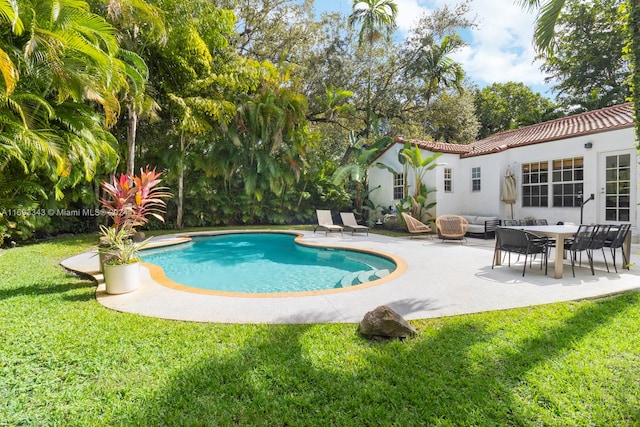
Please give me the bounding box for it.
[553,240,564,279]
[623,231,632,269]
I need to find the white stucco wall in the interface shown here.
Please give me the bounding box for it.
[497,127,637,226]
[368,126,639,233]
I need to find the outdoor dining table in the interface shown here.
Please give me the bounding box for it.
[510,225,578,279]
[496,224,632,279]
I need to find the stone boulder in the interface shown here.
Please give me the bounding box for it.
[359,305,417,340]
[132,231,146,242]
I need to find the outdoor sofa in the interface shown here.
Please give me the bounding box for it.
[460,215,501,239]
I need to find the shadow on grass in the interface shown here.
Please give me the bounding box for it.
[0,235,98,302]
[118,293,640,425]
[0,279,96,302]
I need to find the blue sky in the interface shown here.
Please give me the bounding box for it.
[313,0,553,97]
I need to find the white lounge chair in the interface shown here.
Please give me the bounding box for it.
[314,210,343,236]
[340,212,369,235]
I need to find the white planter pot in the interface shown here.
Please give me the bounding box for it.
[103,262,140,295]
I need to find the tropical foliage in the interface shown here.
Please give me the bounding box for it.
[332,131,393,222]
[377,142,442,221]
[474,82,560,138]
[0,0,122,244]
[518,0,638,143]
[539,0,629,112]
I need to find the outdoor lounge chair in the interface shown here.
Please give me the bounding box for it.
[340,212,369,235]
[401,212,432,238]
[314,209,343,236]
[435,214,469,243]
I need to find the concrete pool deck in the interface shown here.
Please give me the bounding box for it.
[61,230,640,324]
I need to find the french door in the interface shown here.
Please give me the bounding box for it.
[599,151,634,223]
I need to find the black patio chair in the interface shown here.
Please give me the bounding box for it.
[564,224,610,277]
[604,223,631,273]
[502,219,519,226]
[590,225,610,273]
[492,227,549,277]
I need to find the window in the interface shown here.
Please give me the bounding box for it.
[393,173,404,200]
[444,168,453,192]
[471,167,481,191]
[522,161,549,207]
[552,157,583,207]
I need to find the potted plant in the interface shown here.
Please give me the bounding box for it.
[98,166,171,294]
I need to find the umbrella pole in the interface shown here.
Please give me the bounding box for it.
[510,204,514,219]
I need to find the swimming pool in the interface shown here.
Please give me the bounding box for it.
[141,232,397,294]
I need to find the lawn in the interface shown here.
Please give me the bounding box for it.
[1,232,639,426]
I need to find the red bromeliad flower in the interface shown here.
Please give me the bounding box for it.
[100,166,172,235]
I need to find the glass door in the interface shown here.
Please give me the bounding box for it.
[600,152,633,222]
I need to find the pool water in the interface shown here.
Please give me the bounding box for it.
[140,233,396,293]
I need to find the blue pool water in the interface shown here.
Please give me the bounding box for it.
[140,233,396,293]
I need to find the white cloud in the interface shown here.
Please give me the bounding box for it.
[318,0,553,95]
[449,0,552,93]
[394,0,425,32]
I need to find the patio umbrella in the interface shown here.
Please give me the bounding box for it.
[501,165,517,219]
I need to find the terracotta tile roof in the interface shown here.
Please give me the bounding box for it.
[371,103,635,163]
[376,102,634,164]
[462,102,634,157]
[395,138,471,154]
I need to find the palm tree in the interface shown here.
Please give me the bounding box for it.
[1,0,123,180]
[348,0,398,136]
[403,34,465,138]
[22,0,124,125]
[0,0,23,96]
[349,0,399,46]
[98,0,166,174]
[413,35,464,107]
[516,0,566,53]
[0,0,123,241]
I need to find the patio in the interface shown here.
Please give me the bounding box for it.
[61,231,640,324]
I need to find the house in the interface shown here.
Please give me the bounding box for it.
[368,102,637,237]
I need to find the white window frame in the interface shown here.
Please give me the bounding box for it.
[393,173,404,200]
[444,168,453,193]
[552,157,584,208]
[471,167,481,192]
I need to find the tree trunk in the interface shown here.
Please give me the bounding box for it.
[176,133,184,229]
[127,103,138,175]
[365,40,373,137]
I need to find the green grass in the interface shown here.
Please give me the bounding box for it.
[1,231,639,426]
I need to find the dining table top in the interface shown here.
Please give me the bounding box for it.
[504,224,580,236]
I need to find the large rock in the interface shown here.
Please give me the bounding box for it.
[359,305,417,340]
